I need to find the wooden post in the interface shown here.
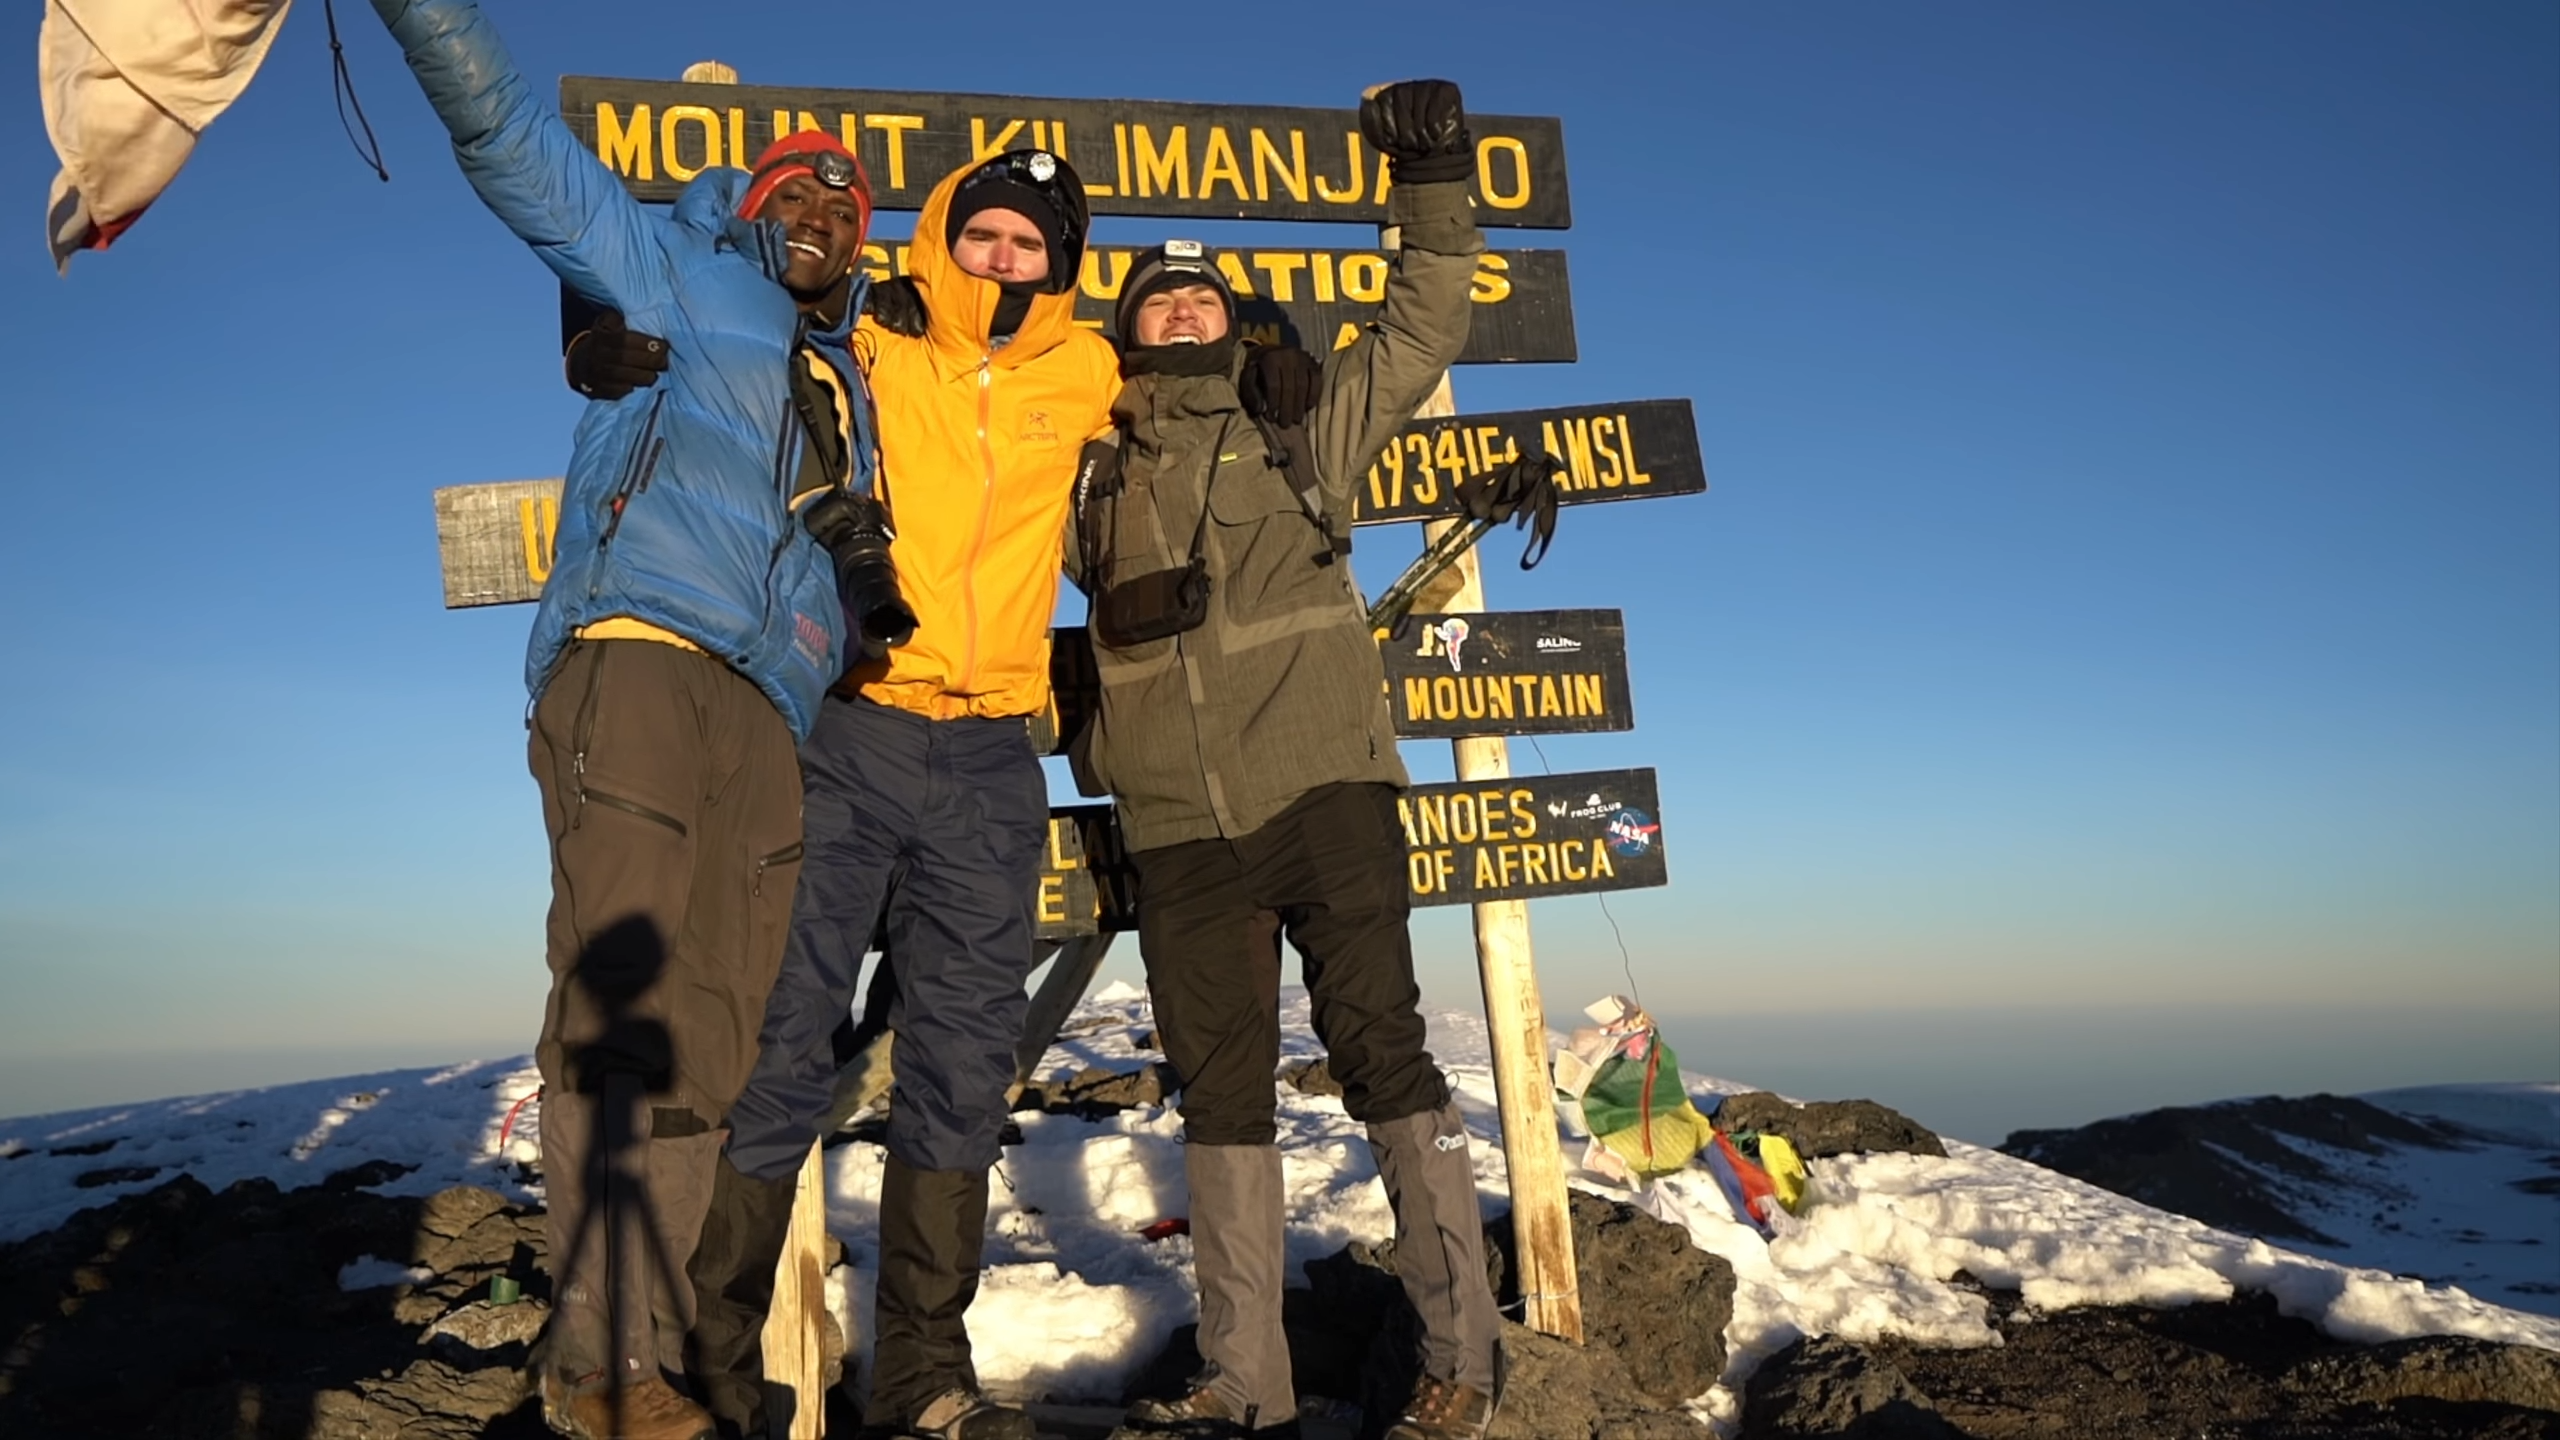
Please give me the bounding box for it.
[759,1140,834,1440]
[1390,227,1586,1343]
[683,56,836,1433]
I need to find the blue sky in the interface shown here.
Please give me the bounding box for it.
[4,1,2554,1136]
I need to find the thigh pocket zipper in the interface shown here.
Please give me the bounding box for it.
[752,841,804,897]
[579,785,689,837]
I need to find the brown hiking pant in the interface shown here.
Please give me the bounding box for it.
[526,639,805,1385]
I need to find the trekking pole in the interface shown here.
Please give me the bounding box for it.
[1364,515,1495,630]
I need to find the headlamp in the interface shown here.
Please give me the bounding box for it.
[810,150,859,191]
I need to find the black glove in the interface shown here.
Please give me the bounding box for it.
[1359,79,1473,186]
[1238,343,1323,429]
[801,490,918,653]
[563,311,669,401]
[865,275,928,339]
[1461,451,1564,568]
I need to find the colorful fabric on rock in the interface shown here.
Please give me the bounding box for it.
[1558,996,1715,1183]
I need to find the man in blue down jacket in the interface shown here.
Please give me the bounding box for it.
[366,3,886,1436]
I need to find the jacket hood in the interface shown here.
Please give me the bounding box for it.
[908,161,1083,367]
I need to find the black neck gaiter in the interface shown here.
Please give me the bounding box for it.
[1119,335,1237,380]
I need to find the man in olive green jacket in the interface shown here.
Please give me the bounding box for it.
[1073,80,1504,1440]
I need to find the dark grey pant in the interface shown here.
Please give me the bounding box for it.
[1132,781,1449,1147]
[725,693,1049,1180]
[711,692,1047,1422]
[526,639,804,1385]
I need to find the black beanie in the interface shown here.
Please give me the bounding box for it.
[1114,240,1235,341]
[944,150,1086,295]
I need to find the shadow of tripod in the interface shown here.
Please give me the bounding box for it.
[545,914,709,1433]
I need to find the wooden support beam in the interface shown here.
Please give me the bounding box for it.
[761,1140,833,1439]
[1393,221,1584,1343]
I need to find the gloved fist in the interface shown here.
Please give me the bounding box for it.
[1239,343,1323,429]
[564,311,669,401]
[864,275,928,339]
[802,490,918,654]
[1359,79,1473,185]
[1461,450,1564,568]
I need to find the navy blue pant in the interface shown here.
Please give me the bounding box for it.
[725,693,1048,1180]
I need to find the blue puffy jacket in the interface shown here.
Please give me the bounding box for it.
[374,0,867,741]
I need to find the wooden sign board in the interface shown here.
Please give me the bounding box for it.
[1350,398,1706,526]
[1036,804,1134,940]
[1379,609,1632,739]
[845,242,1573,364]
[559,77,1570,228]
[1031,612,1632,754]
[435,479,563,608]
[1034,765,1667,933]
[1401,766,1666,908]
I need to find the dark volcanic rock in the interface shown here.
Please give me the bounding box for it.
[1486,1323,1704,1439]
[1856,1286,2560,1440]
[1483,1191,1733,1406]
[1283,1057,1346,1098]
[1999,1093,2462,1245]
[1016,1062,1179,1116]
[0,1171,550,1439]
[1742,1335,1959,1438]
[1289,1234,1710,1438]
[2286,1333,2560,1411]
[1713,1092,1947,1159]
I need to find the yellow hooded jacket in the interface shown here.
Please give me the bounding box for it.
[843,162,1120,721]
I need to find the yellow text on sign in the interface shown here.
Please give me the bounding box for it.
[591,104,1540,213]
[1396,785,1620,897]
[1038,816,1091,928]
[518,496,561,584]
[1400,673,1608,725]
[1361,411,1654,515]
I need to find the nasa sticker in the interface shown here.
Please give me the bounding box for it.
[1026,151,1058,182]
[1605,807,1659,858]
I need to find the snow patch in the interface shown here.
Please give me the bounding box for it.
[338,1255,436,1291]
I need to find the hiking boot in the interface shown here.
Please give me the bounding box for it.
[1382,1373,1495,1440]
[538,1369,717,1440]
[1109,1377,1299,1438]
[890,1384,1036,1439]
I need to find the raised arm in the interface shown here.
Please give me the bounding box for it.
[369,0,662,310]
[1307,81,1488,513]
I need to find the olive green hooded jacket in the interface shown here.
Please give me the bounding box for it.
[1068,178,1483,852]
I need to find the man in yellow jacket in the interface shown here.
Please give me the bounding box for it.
[575,150,1118,1440]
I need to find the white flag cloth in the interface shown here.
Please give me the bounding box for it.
[40,0,294,272]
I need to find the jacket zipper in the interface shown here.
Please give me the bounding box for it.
[591,393,669,590]
[959,355,998,694]
[763,325,813,652]
[752,841,804,897]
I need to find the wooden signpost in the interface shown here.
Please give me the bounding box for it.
[423,61,1716,1432]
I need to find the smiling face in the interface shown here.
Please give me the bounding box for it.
[1130,281,1232,346]
[950,206,1052,285]
[755,172,864,296]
